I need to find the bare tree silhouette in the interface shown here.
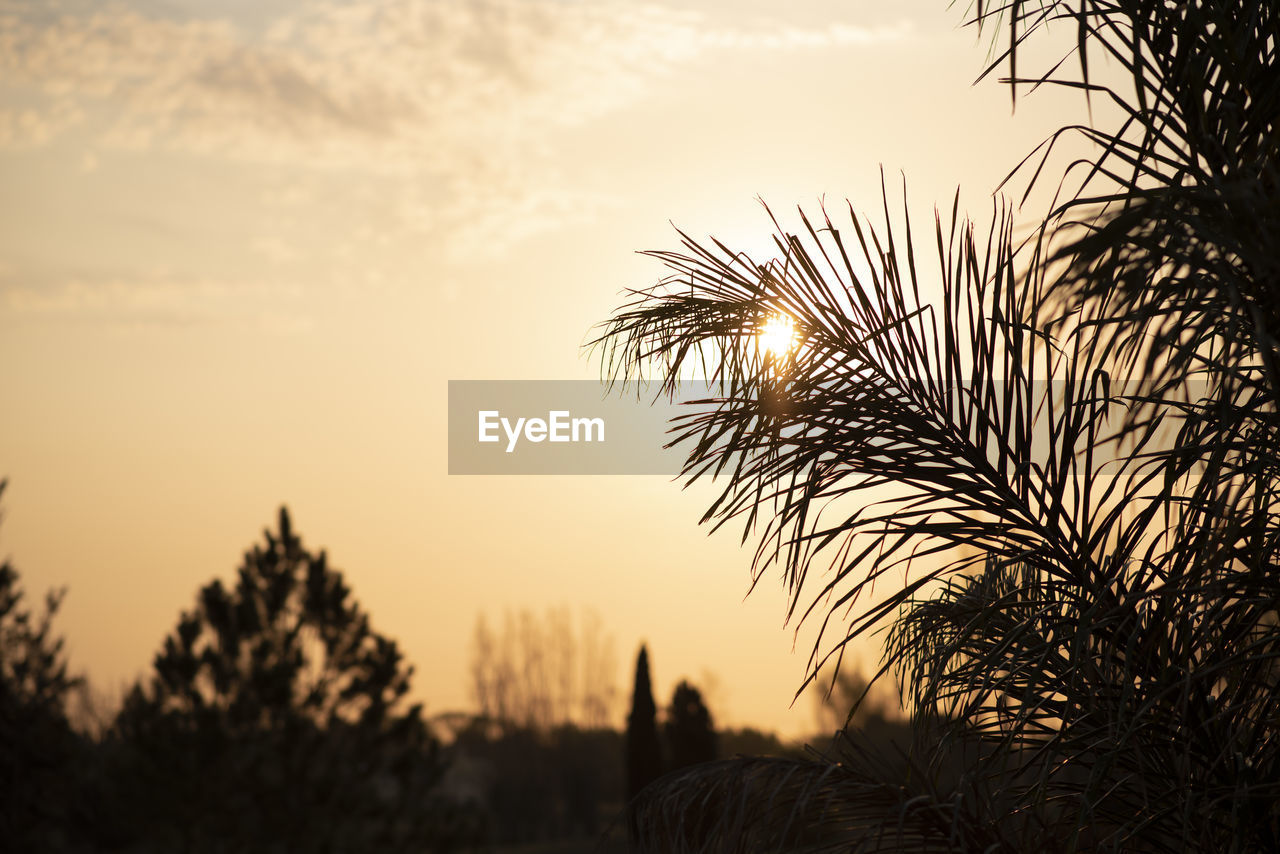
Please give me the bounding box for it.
[468,606,617,732]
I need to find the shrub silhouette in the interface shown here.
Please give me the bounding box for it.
[664,680,716,771]
[452,720,622,844]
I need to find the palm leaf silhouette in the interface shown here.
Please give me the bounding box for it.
[593,2,1279,850]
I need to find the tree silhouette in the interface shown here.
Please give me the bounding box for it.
[468,606,617,732]
[664,680,716,771]
[122,507,415,730]
[595,1,1280,850]
[113,507,475,852]
[624,644,662,803]
[0,480,85,850]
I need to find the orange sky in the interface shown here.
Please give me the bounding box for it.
[0,0,1100,738]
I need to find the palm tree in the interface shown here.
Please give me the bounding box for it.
[593,2,1279,850]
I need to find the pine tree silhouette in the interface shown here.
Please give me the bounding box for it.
[112,507,476,852]
[0,479,85,850]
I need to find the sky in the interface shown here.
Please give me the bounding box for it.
[0,0,1097,738]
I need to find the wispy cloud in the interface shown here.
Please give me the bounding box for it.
[1,1,913,268]
[1,274,310,332]
[0,0,910,166]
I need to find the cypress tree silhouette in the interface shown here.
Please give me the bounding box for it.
[664,681,716,771]
[625,644,662,803]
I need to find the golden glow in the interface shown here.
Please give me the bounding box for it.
[0,0,1083,744]
[758,313,796,358]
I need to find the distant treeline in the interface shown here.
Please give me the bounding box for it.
[0,494,825,852]
[1,499,481,851]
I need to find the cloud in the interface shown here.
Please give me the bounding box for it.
[1,275,310,332]
[0,98,83,146]
[0,0,910,167]
[0,1,913,263]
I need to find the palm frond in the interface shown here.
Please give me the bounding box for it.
[971,0,1280,401]
[626,734,1052,854]
[592,183,1136,683]
[595,3,1280,850]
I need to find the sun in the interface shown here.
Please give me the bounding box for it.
[757,313,796,358]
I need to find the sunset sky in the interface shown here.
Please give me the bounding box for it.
[0,0,1096,738]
